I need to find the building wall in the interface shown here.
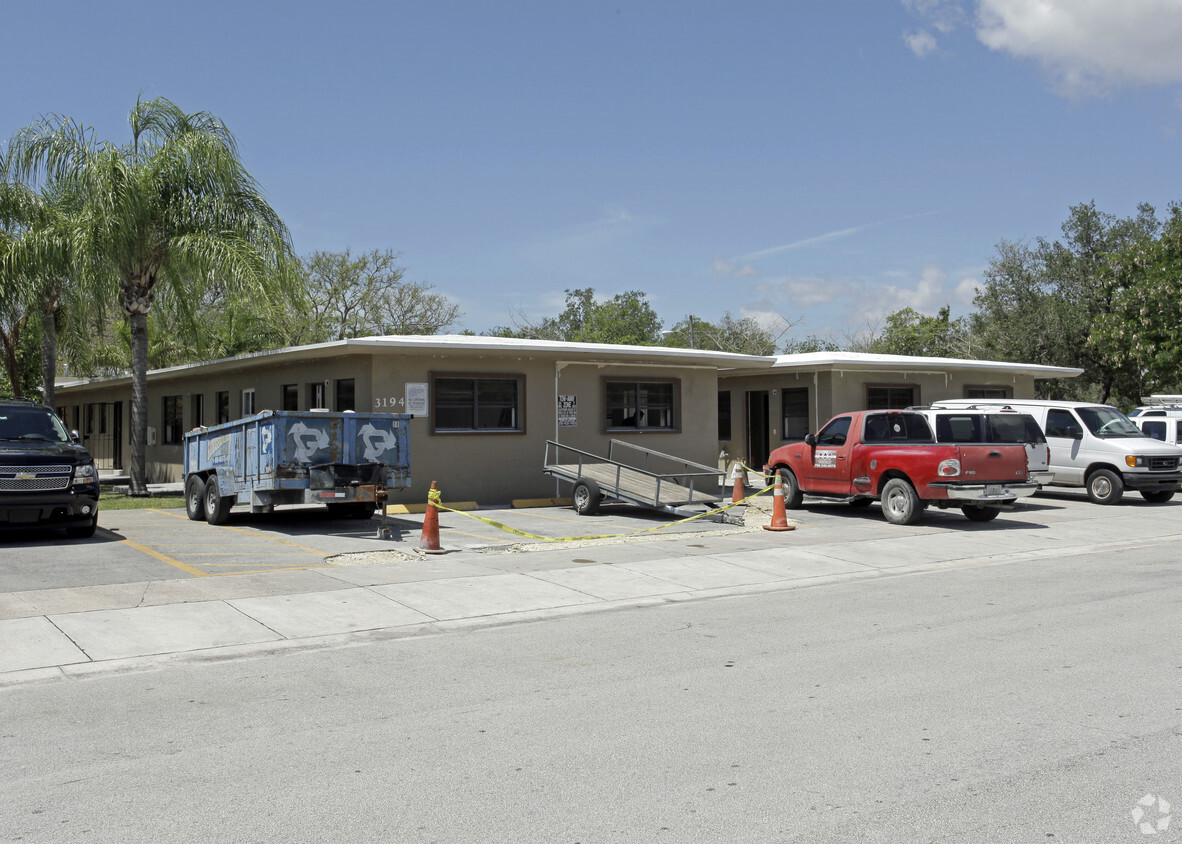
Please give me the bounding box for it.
[717,370,1040,471]
[55,350,723,506]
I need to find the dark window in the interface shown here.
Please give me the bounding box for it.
[282,384,299,411]
[718,392,731,440]
[965,386,1011,399]
[1045,409,1077,438]
[605,380,676,430]
[862,412,933,443]
[1143,420,1167,441]
[986,414,1045,444]
[816,416,852,447]
[335,379,355,412]
[308,382,326,410]
[867,385,916,410]
[433,376,523,432]
[191,394,204,428]
[216,391,230,424]
[781,388,809,440]
[162,395,183,445]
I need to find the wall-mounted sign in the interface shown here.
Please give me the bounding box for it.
[558,394,577,427]
[406,382,428,417]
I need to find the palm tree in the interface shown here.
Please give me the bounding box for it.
[6,96,295,494]
[0,175,97,408]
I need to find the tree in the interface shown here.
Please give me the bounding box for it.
[493,288,663,345]
[6,97,295,494]
[865,306,970,358]
[294,248,460,342]
[0,175,96,408]
[970,201,1161,403]
[661,312,788,355]
[1091,205,1182,399]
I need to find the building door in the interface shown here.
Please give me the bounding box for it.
[83,402,123,470]
[745,390,769,469]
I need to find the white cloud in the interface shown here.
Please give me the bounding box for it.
[712,257,759,278]
[953,274,981,304]
[904,29,939,57]
[977,0,1182,96]
[906,1,1182,97]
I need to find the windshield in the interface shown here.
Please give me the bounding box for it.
[1077,407,1144,439]
[0,408,72,443]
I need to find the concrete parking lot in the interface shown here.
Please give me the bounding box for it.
[3,487,1180,684]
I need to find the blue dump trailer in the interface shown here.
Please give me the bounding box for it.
[183,411,411,525]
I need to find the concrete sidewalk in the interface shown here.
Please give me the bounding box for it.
[4,494,1181,685]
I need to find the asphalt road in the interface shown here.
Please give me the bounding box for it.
[1,534,1178,843]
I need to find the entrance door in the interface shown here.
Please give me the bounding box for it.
[83,402,123,470]
[745,390,769,468]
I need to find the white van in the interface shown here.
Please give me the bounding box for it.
[931,399,1182,504]
[1128,407,1182,447]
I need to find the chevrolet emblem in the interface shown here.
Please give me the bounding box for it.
[17,472,36,481]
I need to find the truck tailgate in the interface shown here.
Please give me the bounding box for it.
[958,444,1028,482]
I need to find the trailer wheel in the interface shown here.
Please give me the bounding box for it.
[881,478,923,525]
[204,476,233,525]
[185,476,207,521]
[572,479,602,515]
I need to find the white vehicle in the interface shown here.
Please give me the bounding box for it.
[911,405,1051,486]
[1128,408,1182,447]
[931,399,1182,504]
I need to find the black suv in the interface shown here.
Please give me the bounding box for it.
[0,398,100,538]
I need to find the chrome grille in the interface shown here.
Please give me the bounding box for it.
[0,465,72,492]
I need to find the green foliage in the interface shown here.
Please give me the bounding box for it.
[292,248,460,342]
[1091,205,1182,400]
[970,201,1162,403]
[494,288,663,345]
[782,334,842,354]
[661,313,779,355]
[865,306,969,358]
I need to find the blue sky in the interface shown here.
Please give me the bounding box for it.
[4,1,1182,345]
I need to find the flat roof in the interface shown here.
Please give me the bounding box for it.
[54,335,1082,390]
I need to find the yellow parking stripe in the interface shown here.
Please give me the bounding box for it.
[111,535,209,578]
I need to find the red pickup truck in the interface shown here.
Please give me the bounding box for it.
[765,409,1036,525]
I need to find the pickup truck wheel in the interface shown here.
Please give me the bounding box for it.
[1086,468,1124,505]
[774,468,804,509]
[185,476,207,521]
[572,479,602,515]
[1140,490,1175,503]
[204,476,233,525]
[881,478,923,525]
[961,505,1001,522]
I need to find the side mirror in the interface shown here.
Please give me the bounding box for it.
[1065,426,1083,440]
[804,433,817,447]
[71,429,82,443]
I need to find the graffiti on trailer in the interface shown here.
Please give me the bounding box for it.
[358,423,397,462]
[288,422,330,463]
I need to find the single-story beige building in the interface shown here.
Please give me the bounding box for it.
[52,336,1081,505]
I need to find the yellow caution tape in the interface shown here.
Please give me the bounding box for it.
[424,484,773,542]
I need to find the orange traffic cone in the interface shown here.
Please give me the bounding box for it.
[763,471,795,532]
[418,481,447,554]
[731,464,745,504]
